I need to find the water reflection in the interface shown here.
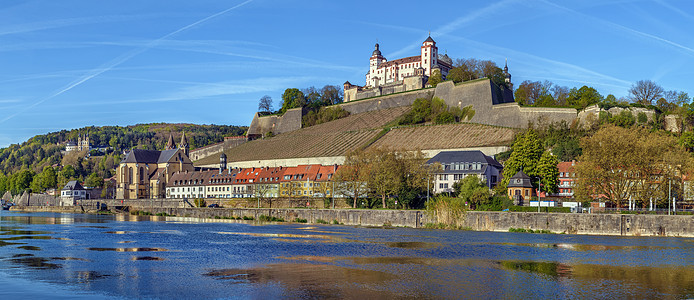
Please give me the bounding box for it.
[205,263,398,299]
[386,241,440,249]
[131,256,164,261]
[0,211,692,299]
[17,246,40,251]
[10,257,61,269]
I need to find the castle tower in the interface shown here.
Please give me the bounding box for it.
[421,35,437,76]
[219,153,227,174]
[179,132,189,157]
[367,43,386,87]
[166,133,175,150]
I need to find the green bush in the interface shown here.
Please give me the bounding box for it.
[293,217,308,223]
[242,216,254,220]
[332,220,339,225]
[258,215,284,222]
[316,219,328,224]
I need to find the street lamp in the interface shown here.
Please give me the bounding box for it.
[537,176,541,213]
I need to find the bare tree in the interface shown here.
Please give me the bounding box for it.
[628,80,664,105]
[258,95,273,113]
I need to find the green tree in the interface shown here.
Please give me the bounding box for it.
[279,88,305,114]
[567,86,603,109]
[85,172,104,188]
[427,69,443,87]
[500,130,544,189]
[536,151,559,194]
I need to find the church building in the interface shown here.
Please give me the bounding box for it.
[116,132,193,199]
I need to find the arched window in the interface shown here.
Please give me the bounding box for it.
[128,167,133,183]
[139,167,144,182]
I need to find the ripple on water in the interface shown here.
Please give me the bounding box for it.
[17,245,40,251]
[131,256,165,261]
[10,257,61,269]
[87,247,167,252]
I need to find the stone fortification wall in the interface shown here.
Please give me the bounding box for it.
[433,80,578,128]
[339,88,433,115]
[190,137,247,162]
[247,107,304,139]
[576,104,656,128]
[13,192,59,206]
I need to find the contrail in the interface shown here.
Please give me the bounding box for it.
[0,0,254,123]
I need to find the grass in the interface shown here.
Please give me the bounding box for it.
[509,228,553,234]
[259,215,285,222]
[424,223,472,230]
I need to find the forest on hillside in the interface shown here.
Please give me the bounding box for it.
[0,123,246,196]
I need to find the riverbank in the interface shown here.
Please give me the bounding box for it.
[8,206,694,237]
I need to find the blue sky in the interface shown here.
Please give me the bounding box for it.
[0,0,693,147]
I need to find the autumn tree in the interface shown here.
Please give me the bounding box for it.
[258,95,273,113]
[334,149,370,208]
[575,125,692,208]
[628,80,664,105]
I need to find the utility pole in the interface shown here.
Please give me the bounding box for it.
[668,179,671,215]
[538,176,541,213]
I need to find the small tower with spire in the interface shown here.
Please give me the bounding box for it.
[503,59,512,89]
[179,132,189,157]
[219,153,227,174]
[166,133,175,150]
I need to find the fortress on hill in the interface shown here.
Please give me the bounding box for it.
[193,36,657,166]
[246,36,577,140]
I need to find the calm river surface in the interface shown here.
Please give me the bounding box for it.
[0,211,692,299]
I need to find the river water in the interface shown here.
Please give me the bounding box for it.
[0,211,692,299]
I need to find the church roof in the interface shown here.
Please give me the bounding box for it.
[424,36,435,43]
[121,149,182,164]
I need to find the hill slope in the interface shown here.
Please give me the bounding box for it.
[197,106,517,166]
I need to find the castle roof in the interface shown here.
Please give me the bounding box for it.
[424,36,435,43]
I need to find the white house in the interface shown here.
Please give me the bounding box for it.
[427,150,503,194]
[61,180,87,206]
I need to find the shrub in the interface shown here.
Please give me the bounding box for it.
[316,219,328,224]
[259,215,284,222]
[293,217,308,223]
[242,216,254,220]
[332,220,339,225]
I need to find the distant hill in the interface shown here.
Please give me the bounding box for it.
[0,123,247,175]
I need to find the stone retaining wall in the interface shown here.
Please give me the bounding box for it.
[8,206,692,237]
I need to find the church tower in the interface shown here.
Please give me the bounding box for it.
[179,132,189,157]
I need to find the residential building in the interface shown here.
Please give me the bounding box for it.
[555,161,576,198]
[427,150,503,194]
[61,180,86,206]
[167,170,215,199]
